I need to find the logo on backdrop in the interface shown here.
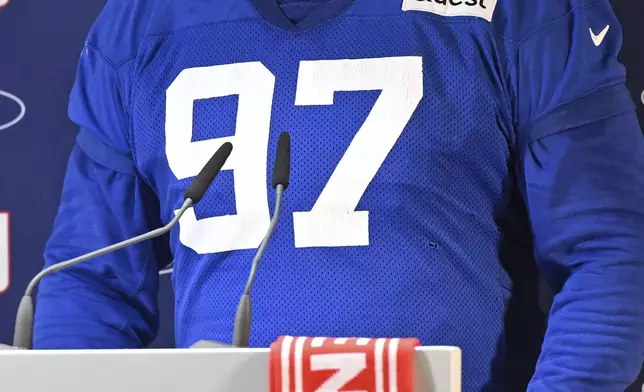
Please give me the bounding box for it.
[0,90,26,132]
[0,212,9,294]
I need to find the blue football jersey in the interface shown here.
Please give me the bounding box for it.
[34,0,644,391]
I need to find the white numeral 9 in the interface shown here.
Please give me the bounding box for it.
[166,62,274,254]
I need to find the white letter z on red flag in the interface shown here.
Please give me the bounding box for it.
[269,336,419,392]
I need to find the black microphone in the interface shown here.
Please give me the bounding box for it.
[12,142,233,349]
[232,132,291,347]
[185,142,232,203]
[272,132,291,191]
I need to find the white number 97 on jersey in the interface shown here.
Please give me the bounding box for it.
[269,336,418,392]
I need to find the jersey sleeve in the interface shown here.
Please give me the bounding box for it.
[34,146,168,349]
[510,0,635,144]
[518,112,644,391]
[33,2,169,348]
[509,1,644,389]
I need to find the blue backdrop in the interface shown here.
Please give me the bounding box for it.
[0,0,177,348]
[0,0,642,388]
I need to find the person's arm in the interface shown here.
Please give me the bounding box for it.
[506,0,644,388]
[34,143,168,348]
[518,109,644,390]
[34,1,168,348]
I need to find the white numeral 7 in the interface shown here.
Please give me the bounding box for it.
[294,57,423,247]
[165,57,423,253]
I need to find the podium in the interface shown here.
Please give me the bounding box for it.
[0,345,461,391]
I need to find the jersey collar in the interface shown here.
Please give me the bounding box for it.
[248,0,356,31]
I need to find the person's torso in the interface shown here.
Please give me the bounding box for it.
[126,0,541,389]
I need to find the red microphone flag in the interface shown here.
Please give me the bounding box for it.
[270,336,419,392]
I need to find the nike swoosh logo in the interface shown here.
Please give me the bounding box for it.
[590,25,610,47]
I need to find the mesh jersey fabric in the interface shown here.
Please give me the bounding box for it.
[33,0,644,391]
[133,12,515,392]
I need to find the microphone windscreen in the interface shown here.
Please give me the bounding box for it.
[272,132,291,190]
[184,142,233,204]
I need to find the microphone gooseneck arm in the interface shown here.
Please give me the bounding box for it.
[14,142,234,349]
[232,184,284,347]
[242,184,283,297]
[232,132,290,348]
[12,199,193,349]
[24,199,193,297]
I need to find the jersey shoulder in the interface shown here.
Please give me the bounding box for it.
[88,0,258,64]
[86,0,161,65]
[491,0,602,41]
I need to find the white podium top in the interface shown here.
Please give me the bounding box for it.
[0,346,461,391]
